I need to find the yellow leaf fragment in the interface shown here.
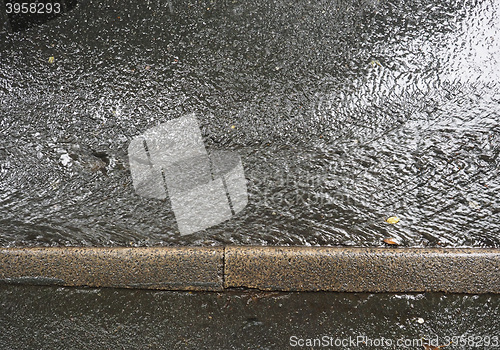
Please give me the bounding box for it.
[383,237,399,245]
[48,56,55,63]
[468,200,480,209]
[386,216,400,224]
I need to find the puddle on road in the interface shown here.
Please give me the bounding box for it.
[0,0,499,247]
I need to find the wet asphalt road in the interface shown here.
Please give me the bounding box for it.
[1,0,499,247]
[1,285,499,350]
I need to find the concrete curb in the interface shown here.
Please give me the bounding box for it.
[0,247,224,291]
[225,247,500,293]
[0,247,499,293]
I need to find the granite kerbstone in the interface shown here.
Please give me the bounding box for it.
[0,247,224,291]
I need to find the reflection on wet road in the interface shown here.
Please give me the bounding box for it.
[0,0,499,247]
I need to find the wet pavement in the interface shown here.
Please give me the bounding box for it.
[1,0,499,247]
[1,1,500,347]
[1,285,499,349]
